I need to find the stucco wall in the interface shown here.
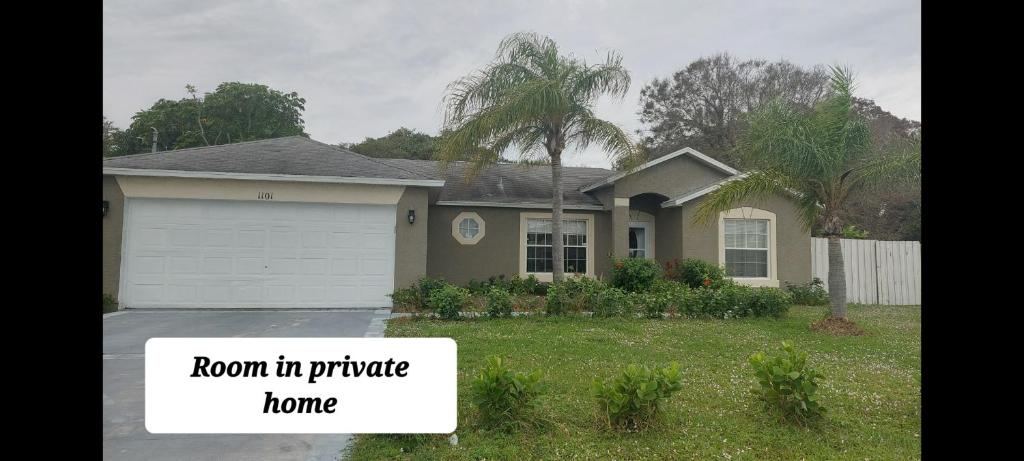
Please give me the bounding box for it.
[102,176,125,300]
[678,193,811,285]
[612,154,728,200]
[654,206,682,267]
[394,187,430,289]
[426,206,613,286]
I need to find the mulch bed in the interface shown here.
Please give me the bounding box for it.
[810,316,866,336]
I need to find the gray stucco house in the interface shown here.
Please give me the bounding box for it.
[102,136,810,309]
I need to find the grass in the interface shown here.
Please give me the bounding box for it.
[346,305,920,460]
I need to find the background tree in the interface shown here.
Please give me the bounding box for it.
[693,67,920,321]
[836,98,922,240]
[639,54,921,241]
[118,82,307,155]
[638,53,831,166]
[342,127,439,159]
[439,32,638,282]
[102,116,129,158]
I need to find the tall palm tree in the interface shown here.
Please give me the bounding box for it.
[439,32,637,282]
[694,66,920,319]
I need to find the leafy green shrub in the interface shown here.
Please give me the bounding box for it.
[592,287,630,317]
[545,276,605,315]
[689,283,792,319]
[471,356,544,431]
[102,293,118,313]
[749,341,827,424]
[388,287,420,310]
[591,362,683,431]
[486,287,514,318]
[632,289,673,318]
[519,274,542,295]
[466,278,490,295]
[610,257,662,293]
[841,224,870,239]
[467,274,545,296]
[427,284,470,320]
[415,277,451,309]
[544,282,569,316]
[665,258,726,289]
[745,287,793,317]
[784,278,829,306]
[391,277,454,311]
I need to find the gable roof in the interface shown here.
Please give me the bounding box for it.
[102,136,445,187]
[377,159,612,209]
[578,147,739,193]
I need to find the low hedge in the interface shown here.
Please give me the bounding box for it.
[391,273,792,319]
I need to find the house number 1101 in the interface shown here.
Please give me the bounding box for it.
[257,192,274,200]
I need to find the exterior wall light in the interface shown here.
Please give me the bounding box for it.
[408,209,415,224]
[102,200,110,218]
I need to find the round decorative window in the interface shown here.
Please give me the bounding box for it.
[452,212,485,244]
[459,218,479,238]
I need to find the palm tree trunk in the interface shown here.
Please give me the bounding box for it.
[551,151,565,283]
[827,235,847,319]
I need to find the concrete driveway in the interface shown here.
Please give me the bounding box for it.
[103,309,388,461]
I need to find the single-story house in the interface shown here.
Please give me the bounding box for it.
[102,136,810,309]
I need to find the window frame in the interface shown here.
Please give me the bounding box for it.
[717,207,778,287]
[451,211,485,245]
[628,221,653,259]
[518,212,595,282]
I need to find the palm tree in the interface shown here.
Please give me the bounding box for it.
[439,32,637,282]
[694,66,920,319]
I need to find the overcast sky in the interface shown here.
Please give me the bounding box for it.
[103,0,920,168]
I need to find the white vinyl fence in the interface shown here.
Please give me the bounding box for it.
[810,238,921,305]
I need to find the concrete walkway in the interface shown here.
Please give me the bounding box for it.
[103,309,388,461]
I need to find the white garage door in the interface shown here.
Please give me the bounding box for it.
[120,198,396,308]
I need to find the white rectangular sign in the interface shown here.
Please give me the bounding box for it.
[145,338,457,433]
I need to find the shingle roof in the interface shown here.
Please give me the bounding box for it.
[102,136,434,181]
[378,159,613,207]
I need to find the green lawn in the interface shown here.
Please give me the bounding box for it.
[347,305,921,460]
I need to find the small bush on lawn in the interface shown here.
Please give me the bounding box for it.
[427,284,470,320]
[486,287,514,318]
[592,287,630,317]
[784,278,829,306]
[471,355,544,431]
[665,258,726,289]
[746,287,793,317]
[611,257,662,293]
[749,341,827,424]
[592,362,683,431]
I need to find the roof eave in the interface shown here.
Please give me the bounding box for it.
[102,168,446,187]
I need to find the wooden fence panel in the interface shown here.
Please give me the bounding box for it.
[810,237,920,305]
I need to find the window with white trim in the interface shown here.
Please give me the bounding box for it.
[724,219,769,277]
[525,218,588,274]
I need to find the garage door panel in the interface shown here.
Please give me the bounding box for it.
[122,198,396,308]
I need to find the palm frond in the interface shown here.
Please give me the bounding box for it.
[692,170,804,226]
